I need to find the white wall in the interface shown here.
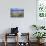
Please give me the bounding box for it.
[0,0,36,42]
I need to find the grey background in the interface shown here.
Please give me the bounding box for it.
[0,0,37,42]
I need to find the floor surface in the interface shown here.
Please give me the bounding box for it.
[0,42,46,46]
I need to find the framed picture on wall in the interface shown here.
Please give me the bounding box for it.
[36,0,46,27]
[10,8,24,17]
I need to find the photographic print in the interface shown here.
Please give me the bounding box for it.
[10,8,24,17]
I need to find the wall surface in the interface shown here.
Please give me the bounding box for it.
[0,0,36,42]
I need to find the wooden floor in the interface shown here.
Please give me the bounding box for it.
[0,42,46,46]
